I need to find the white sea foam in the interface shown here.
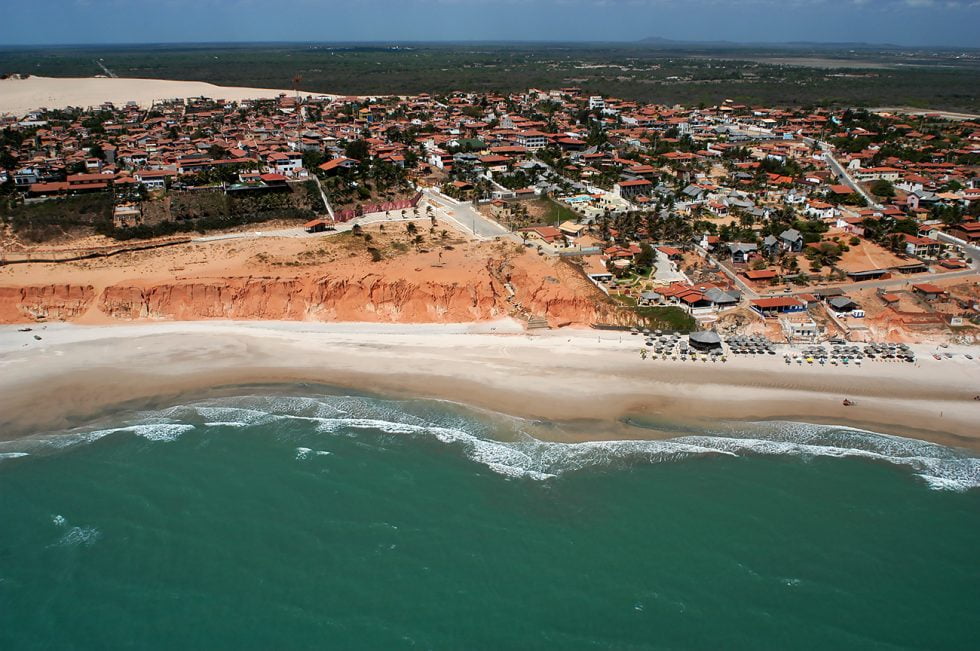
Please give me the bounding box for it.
[44,428,116,449]
[96,423,197,442]
[47,515,100,547]
[11,394,979,491]
[0,452,29,461]
[289,400,977,490]
[295,447,332,460]
[54,526,101,547]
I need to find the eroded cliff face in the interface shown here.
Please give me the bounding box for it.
[0,284,96,322]
[0,255,617,326]
[95,275,505,322]
[100,279,311,321]
[309,275,504,322]
[0,276,510,324]
[505,260,627,327]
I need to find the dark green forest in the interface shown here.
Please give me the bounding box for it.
[1,42,977,111]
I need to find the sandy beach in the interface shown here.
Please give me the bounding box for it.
[0,76,329,115]
[1,319,978,450]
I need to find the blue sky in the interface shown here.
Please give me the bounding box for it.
[2,0,978,47]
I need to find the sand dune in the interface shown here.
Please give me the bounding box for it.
[0,76,330,116]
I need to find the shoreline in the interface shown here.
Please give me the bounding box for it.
[1,319,979,451]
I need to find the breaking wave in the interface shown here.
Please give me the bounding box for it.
[2,394,977,491]
[48,515,101,548]
[54,526,101,547]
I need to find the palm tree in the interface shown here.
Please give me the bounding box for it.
[639,349,648,360]
[885,232,904,253]
[406,222,418,236]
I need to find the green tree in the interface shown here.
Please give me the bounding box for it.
[344,139,370,161]
[870,179,895,198]
[635,243,656,274]
[302,150,325,171]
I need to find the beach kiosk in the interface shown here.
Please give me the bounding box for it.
[688,331,723,352]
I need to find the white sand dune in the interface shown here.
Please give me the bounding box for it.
[0,76,332,116]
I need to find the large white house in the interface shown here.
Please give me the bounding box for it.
[516,130,548,151]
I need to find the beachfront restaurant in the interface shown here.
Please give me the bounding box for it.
[688,331,723,351]
[750,296,806,317]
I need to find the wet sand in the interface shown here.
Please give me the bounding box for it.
[1,320,978,450]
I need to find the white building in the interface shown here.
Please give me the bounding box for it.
[267,152,304,176]
[134,169,172,190]
[516,130,548,151]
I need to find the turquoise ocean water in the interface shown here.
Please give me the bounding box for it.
[1,389,978,649]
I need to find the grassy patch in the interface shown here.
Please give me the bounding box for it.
[1,194,112,242]
[612,295,695,332]
[636,306,697,332]
[542,198,578,225]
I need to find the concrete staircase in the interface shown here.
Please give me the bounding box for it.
[526,315,550,330]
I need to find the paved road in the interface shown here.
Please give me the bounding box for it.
[772,267,979,299]
[310,176,335,220]
[804,137,881,209]
[821,150,882,210]
[194,228,311,242]
[698,241,977,302]
[936,232,980,272]
[192,193,508,245]
[420,188,510,240]
[193,207,433,243]
[693,244,761,298]
[653,249,688,284]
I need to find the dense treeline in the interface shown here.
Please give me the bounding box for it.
[1,44,977,111]
[104,211,286,241]
[1,184,320,243]
[1,194,112,242]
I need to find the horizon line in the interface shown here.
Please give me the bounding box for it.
[2,38,979,51]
